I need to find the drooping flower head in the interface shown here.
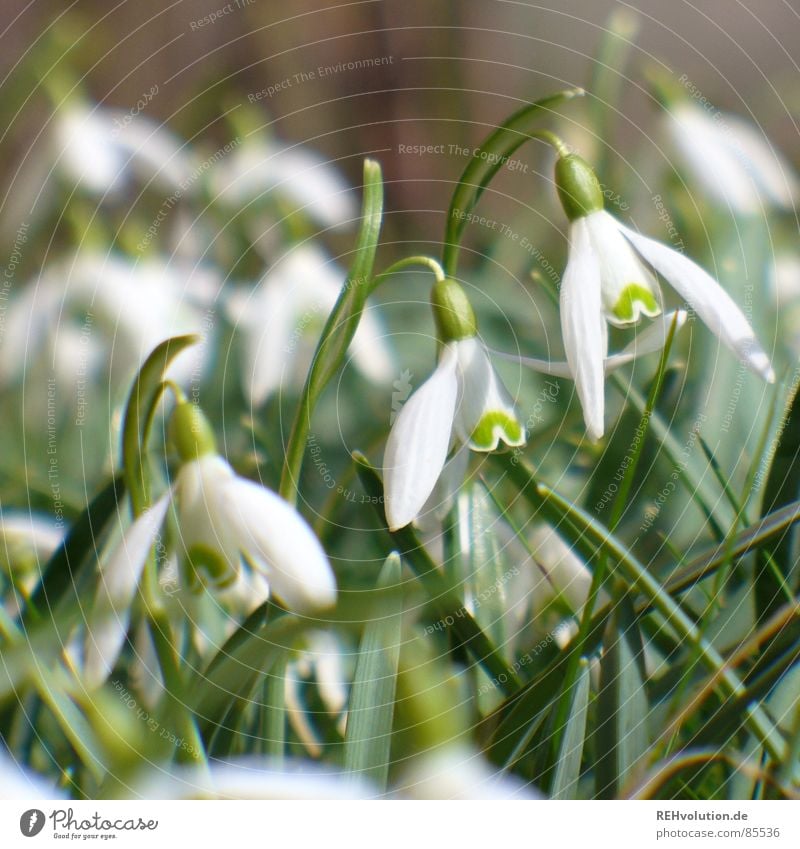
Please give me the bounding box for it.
[553,151,775,439]
[383,278,525,530]
[83,400,336,687]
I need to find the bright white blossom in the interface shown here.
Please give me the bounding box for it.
[84,403,336,687]
[55,102,195,195]
[666,102,799,215]
[554,153,774,440]
[398,745,541,799]
[210,138,357,229]
[0,750,61,800]
[0,252,214,389]
[227,244,392,405]
[383,334,525,531]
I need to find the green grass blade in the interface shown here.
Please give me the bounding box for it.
[344,552,403,789]
[280,159,384,504]
[595,599,650,798]
[550,660,591,800]
[353,453,519,694]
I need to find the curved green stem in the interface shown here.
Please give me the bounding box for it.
[442,88,583,277]
[368,255,445,295]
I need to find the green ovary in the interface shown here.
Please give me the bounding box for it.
[185,543,237,590]
[612,284,660,323]
[470,411,524,451]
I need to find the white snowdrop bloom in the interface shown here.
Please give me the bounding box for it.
[210,139,357,229]
[133,758,375,800]
[554,153,774,439]
[227,244,392,406]
[83,402,336,687]
[0,253,213,389]
[0,750,61,800]
[383,279,525,531]
[55,102,194,195]
[666,102,799,215]
[399,745,541,800]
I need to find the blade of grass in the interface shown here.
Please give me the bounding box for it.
[344,553,403,790]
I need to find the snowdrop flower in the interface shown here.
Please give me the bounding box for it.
[210,138,357,229]
[55,101,194,195]
[553,152,775,439]
[0,252,213,389]
[666,101,799,215]
[227,244,392,405]
[0,750,61,800]
[83,401,336,687]
[133,758,375,799]
[383,278,525,531]
[399,744,540,799]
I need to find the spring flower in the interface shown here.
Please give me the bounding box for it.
[553,152,775,439]
[210,137,357,229]
[398,745,540,799]
[55,101,194,195]
[383,278,525,531]
[83,401,336,687]
[665,101,799,215]
[227,244,393,405]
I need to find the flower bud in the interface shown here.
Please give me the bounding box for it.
[431,278,477,342]
[169,401,217,462]
[555,153,604,221]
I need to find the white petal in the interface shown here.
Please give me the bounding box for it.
[561,218,607,439]
[0,751,61,799]
[496,309,688,378]
[221,477,336,614]
[620,225,775,382]
[382,345,459,531]
[399,745,540,800]
[586,210,662,326]
[452,338,525,451]
[414,442,471,531]
[174,456,242,587]
[84,492,171,688]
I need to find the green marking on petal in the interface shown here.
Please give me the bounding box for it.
[612,283,660,323]
[185,543,237,591]
[470,411,525,452]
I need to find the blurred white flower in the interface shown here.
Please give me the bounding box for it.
[55,102,195,195]
[399,745,541,799]
[554,154,774,440]
[227,244,393,406]
[211,139,357,229]
[133,758,374,799]
[383,335,525,531]
[84,404,336,688]
[0,750,61,800]
[0,252,214,389]
[666,103,799,215]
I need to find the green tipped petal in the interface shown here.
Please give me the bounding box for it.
[611,283,661,323]
[470,410,525,452]
[185,543,238,590]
